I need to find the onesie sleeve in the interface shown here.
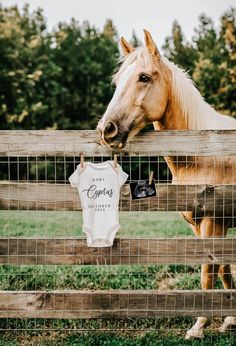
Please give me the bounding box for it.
[68,166,80,188]
[117,164,128,186]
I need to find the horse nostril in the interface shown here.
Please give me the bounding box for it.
[104,122,118,139]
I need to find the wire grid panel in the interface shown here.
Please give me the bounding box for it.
[0,130,236,342]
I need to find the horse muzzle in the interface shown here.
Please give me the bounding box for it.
[99,121,129,149]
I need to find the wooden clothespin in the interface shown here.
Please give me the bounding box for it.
[114,154,118,168]
[149,171,154,185]
[80,153,84,168]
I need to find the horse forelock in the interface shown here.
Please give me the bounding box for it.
[112,47,155,85]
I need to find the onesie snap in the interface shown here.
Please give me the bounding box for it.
[69,161,128,247]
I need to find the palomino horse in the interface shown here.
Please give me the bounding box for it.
[97,30,236,339]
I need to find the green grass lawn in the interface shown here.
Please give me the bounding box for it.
[0,211,236,345]
[1,319,236,346]
[0,210,193,237]
[1,210,235,238]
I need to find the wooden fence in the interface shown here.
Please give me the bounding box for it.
[0,130,236,319]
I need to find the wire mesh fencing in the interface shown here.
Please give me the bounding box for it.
[0,129,236,344]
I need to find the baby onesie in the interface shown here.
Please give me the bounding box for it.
[69,161,128,247]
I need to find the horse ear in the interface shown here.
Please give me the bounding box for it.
[143,29,161,60]
[120,37,134,56]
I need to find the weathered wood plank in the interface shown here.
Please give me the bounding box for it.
[0,238,236,265]
[0,130,236,157]
[0,182,235,214]
[0,289,235,318]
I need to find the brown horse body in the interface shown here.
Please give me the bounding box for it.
[97,30,236,338]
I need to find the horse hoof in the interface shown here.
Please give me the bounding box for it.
[219,317,236,332]
[185,328,204,340]
[219,325,227,333]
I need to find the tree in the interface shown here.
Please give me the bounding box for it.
[163,20,197,75]
[163,9,236,116]
[130,30,142,48]
[0,3,235,129]
[193,10,236,116]
[0,4,119,130]
[0,4,56,129]
[51,19,119,129]
[103,19,118,41]
[218,8,236,116]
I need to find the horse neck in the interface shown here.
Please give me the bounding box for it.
[159,90,222,131]
[154,93,197,177]
[159,58,235,131]
[154,63,236,177]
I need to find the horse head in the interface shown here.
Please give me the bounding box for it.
[97,30,170,149]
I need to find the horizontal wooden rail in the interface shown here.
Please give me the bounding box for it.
[0,182,235,214]
[0,130,236,157]
[1,238,236,265]
[0,289,236,318]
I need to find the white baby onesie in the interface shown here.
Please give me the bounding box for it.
[69,161,128,247]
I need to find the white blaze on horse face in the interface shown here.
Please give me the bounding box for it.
[100,62,136,129]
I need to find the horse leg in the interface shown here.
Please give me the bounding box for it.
[218,264,235,289]
[219,264,236,332]
[185,217,221,339]
[185,263,220,339]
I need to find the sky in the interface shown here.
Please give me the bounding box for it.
[3,0,235,51]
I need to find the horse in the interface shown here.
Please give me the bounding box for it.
[97,30,236,339]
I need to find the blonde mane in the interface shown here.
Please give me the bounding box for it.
[115,47,236,130]
[162,57,236,130]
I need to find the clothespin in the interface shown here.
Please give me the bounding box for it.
[114,154,118,168]
[80,153,84,168]
[149,171,154,185]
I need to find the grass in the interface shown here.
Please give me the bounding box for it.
[1,322,236,345]
[0,211,236,345]
[1,210,235,238]
[0,211,193,237]
[0,264,203,291]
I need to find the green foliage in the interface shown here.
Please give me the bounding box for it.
[50,20,118,130]
[192,11,236,116]
[0,4,51,129]
[0,4,118,130]
[130,30,142,48]
[163,20,198,74]
[163,8,236,116]
[0,3,235,127]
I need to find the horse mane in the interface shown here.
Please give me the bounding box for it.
[115,47,236,130]
[162,57,236,130]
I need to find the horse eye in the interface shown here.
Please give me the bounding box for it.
[139,73,151,83]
